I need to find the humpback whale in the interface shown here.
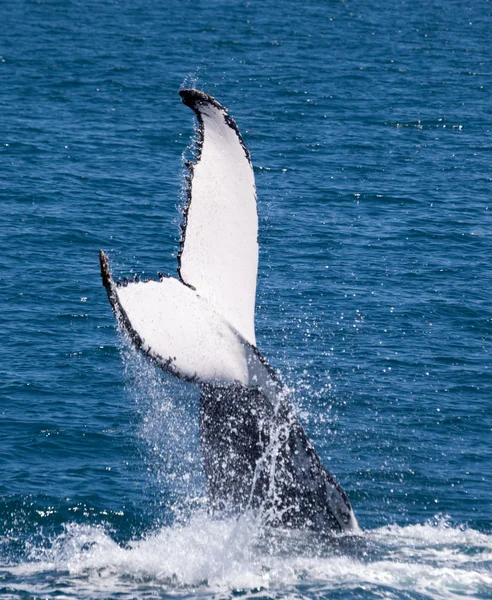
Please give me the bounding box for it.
[100,89,358,533]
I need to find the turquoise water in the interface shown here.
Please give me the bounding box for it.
[1,0,491,597]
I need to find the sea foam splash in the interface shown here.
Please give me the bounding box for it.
[2,516,491,599]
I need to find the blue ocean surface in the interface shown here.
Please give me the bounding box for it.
[1,0,491,597]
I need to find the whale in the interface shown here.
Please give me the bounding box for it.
[100,89,358,533]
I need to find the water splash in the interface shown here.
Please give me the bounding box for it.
[2,518,490,599]
[180,69,205,92]
[122,344,205,522]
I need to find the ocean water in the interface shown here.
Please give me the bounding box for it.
[1,0,491,598]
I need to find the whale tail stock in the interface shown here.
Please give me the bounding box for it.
[100,89,358,533]
[200,383,358,531]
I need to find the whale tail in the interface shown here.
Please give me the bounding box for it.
[100,89,358,532]
[99,89,265,386]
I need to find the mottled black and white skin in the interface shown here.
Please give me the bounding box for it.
[200,384,356,531]
[100,88,358,533]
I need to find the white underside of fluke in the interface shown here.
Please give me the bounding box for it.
[114,277,276,391]
[178,93,258,346]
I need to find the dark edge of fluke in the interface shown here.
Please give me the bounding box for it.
[99,250,144,351]
[99,250,195,384]
[177,89,252,289]
[178,89,251,162]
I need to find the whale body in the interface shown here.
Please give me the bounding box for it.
[100,89,358,532]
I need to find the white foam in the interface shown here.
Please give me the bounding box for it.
[3,517,491,599]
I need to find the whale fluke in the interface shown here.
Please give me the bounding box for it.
[100,89,358,533]
[178,89,258,345]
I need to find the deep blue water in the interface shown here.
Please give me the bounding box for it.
[1,0,491,597]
